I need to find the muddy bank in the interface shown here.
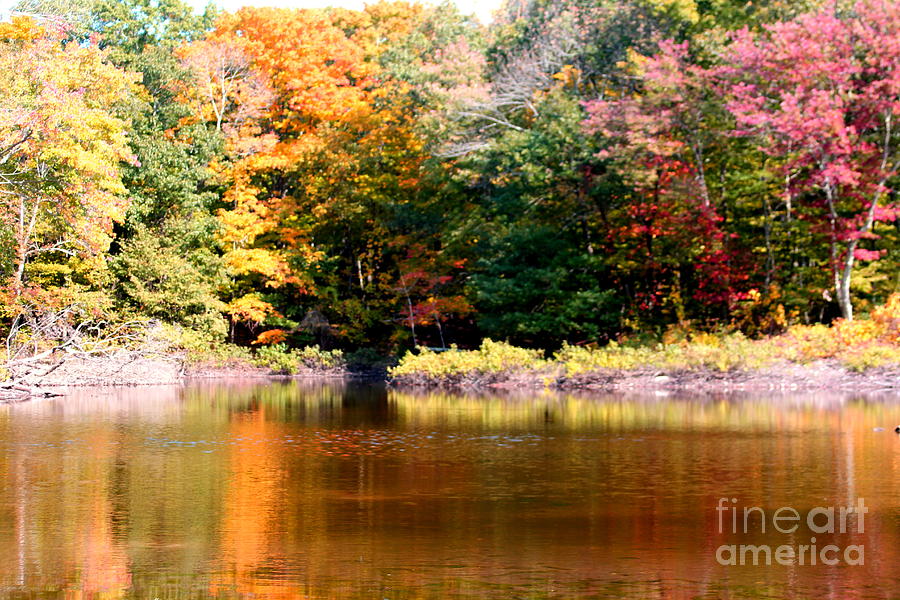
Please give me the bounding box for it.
[389,359,900,393]
[183,361,361,380]
[1,352,383,401]
[1,351,184,401]
[4,354,899,400]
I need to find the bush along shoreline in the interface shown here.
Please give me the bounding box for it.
[387,340,900,393]
[387,302,900,392]
[175,338,394,381]
[4,297,900,399]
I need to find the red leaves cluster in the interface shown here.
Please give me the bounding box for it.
[607,159,747,314]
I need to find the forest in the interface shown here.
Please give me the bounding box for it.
[1,0,899,367]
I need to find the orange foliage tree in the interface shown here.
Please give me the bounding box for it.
[176,2,475,346]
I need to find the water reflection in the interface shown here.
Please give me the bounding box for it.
[0,382,898,598]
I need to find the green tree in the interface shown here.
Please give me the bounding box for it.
[472,226,618,347]
[110,224,227,338]
[88,0,227,330]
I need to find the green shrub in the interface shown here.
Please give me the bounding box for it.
[253,344,345,374]
[554,334,773,374]
[111,225,228,341]
[345,347,391,370]
[253,343,299,374]
[295,345,345,370]
[390,339,545,380]
[162,324,252,366]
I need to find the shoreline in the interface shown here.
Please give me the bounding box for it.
[3,352,899,400]
[387,359,900,394]
[0,351,384,401]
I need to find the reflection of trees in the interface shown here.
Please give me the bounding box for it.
[387,389,896,432]
[386,389,900,595]
[1,384,900,597]
[0,421,131,597]
[210,404,301,598]
[78,429,132,597]
[0,387,230,597]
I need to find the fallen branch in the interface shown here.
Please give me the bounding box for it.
[2,306,158,399]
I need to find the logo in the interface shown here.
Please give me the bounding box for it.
[714,497,867,566]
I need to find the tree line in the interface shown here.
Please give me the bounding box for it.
[1,0,898,355]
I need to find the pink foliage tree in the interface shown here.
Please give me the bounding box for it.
[720,0,900,320]
[583,40,721,207]
[583,41,746,318]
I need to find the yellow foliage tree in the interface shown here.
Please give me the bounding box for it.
[0,17,139,313]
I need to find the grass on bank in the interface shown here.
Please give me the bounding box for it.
[389,294,900,383]
[166,327,389,375]
[160,293,900,381]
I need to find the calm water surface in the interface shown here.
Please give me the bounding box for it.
[0,380,899,598]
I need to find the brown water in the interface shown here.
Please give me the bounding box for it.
[0,381,899,599]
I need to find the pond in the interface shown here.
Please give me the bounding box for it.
[0,380,898,598]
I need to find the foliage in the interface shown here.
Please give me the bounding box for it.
[3,0,900,364]
[471,226,619,347]
[162,323,252,365]
[252,343,345,374]
[555,335,773,373]
[90,0,218,61]
[110,225,227,339]
[0,17,138,311]
[393,294,900,383]
[719,1,900,320]
[390,339,546,383]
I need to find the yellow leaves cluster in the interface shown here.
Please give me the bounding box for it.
[818,294,900,347]
[225,293,280,325]
[551,65,581,89]
[0,17,139,297]
[218,187,277,244]
[870,293,900,343]
[832,319,884,346]
[0,16,44,41]
[337,1,424,60]
[779,294,900,367]
[641,0,700,24]
[223,248,293,287]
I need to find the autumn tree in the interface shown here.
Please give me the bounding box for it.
[176,37,274,139]
[392,242,470,348]
[580,39,759,326]
[87,0,233,338]
[433,0,684,341]
[189,4,480,348]
[0,17,137,311]
[583,40,723,206]
[720,0,900,320]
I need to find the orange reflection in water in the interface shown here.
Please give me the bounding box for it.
[2,423,132,599]
[0,386,899,599]
[74,446,132,600]
[210,403,305,599]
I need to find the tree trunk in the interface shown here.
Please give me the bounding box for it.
[404,291,417,347]
[836,254,854,321]
[824,179,854,321]
[13,195,40,296]
[14,235,26,293]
